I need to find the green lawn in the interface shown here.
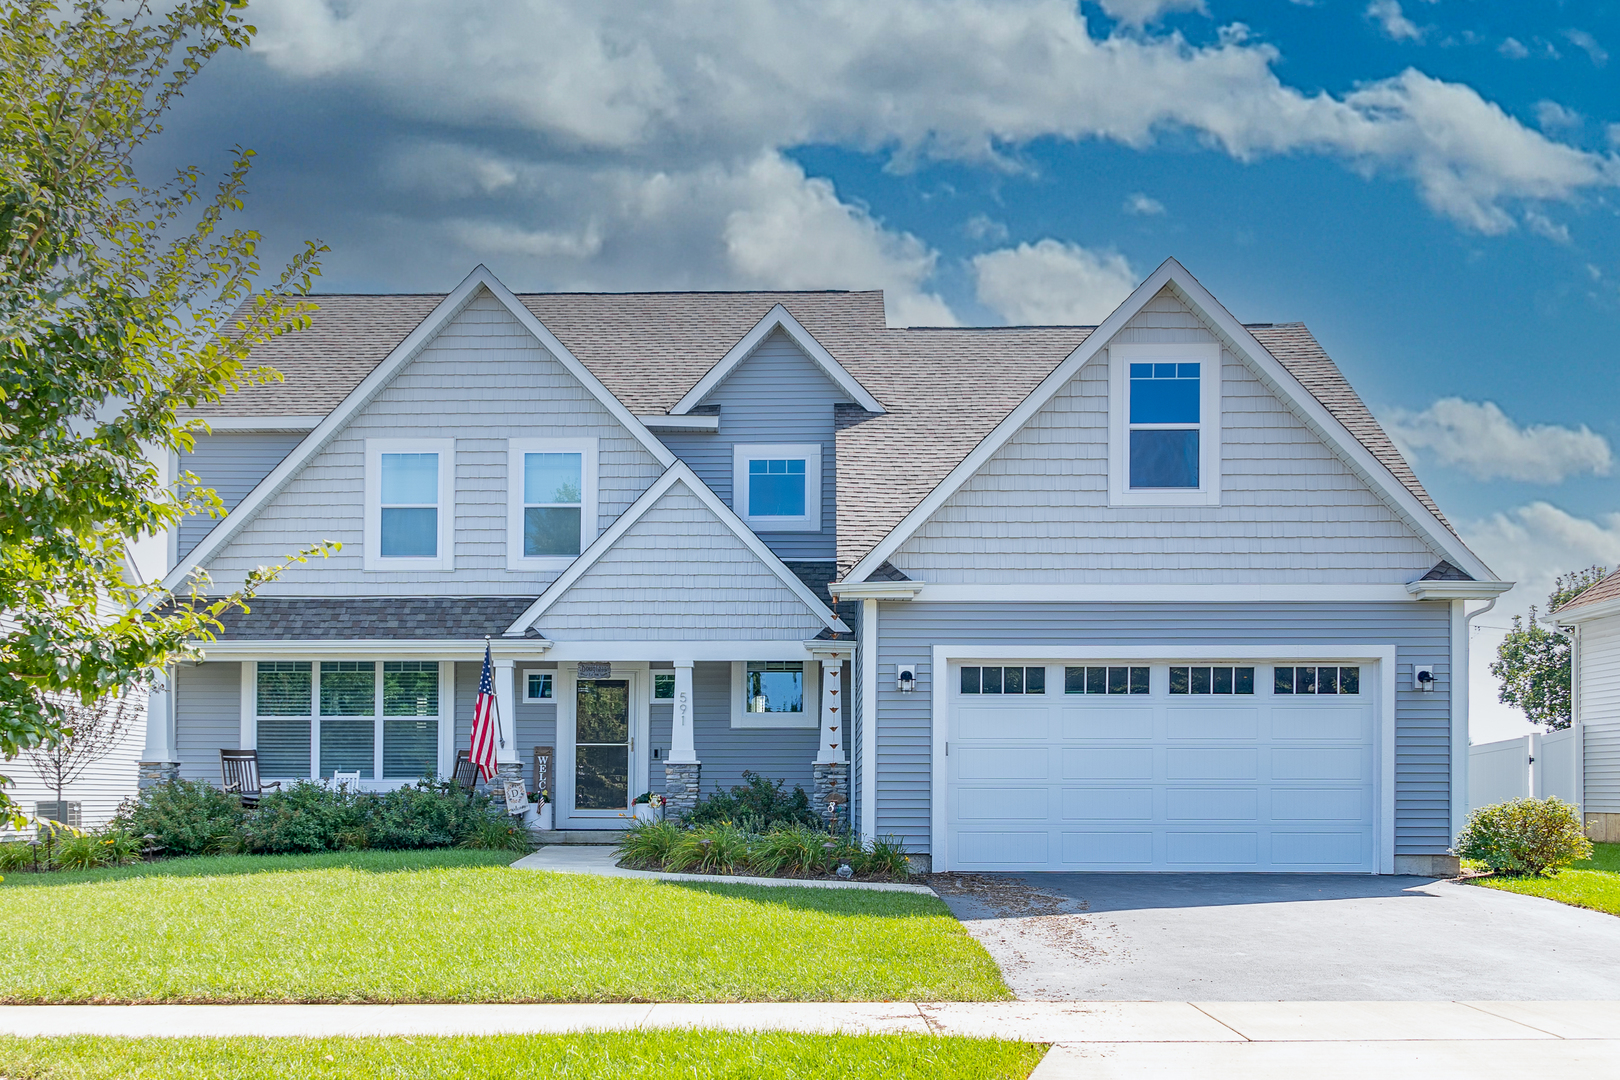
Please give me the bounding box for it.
[0,850,1008,1003]
[1467,841,1620,916]
[0,1033,1045,1080]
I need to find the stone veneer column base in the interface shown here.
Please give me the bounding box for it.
[137,762,180,788]
[1392,854,1461,877]
[663,762,701,820]
[813,762,850,832]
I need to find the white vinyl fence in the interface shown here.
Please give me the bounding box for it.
[1468,726,1582,814]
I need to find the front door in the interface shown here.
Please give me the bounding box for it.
[574,679,631,815]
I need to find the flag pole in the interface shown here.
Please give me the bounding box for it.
[486,636,507,749]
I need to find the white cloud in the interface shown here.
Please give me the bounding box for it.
[972,239,1138,324]
[1523,209,1570,244]
[1534,100,1581,132]
[1498,37,1529,59]
[1384,398,1613,482]
[963,214,1010,242]
[1461,503,1620,740]
[1563,28,1609,67]
[1367,1,1424,43]
[1096,0,1207,28]
[1124,191,1167,215]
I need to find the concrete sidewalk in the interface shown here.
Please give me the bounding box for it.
[511,844,937,894]
[4,999,1620,1077]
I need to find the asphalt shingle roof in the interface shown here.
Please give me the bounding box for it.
[195,289,1450,579]
[1555,567,1620,615]
[209,597,537,640]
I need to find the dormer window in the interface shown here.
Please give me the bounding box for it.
[1108,343,1221,507]
[733,444,821,531]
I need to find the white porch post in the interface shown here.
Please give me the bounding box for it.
[138,666,179,787]
[669,660,697,764]
[808,643,852,830]
[493,655,520,771]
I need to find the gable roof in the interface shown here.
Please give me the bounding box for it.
[506,461,850,636]
[670,304,884,415]
[160,265,676,592]
[1554,567,1620,619]
[189,263,1470,584]
[839,258,1495,584]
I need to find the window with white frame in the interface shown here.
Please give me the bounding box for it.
[1108,344,1220,506]
[365,439,454,570]
[732,444,821,531]
[523,670,554,702]
[253,660,444,781]
[730,660,818,728]
[508,438,597,569]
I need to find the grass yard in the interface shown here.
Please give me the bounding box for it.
[0,1033,1046,1080]
[0,850,1008,1003]
[1467,841,1620,916]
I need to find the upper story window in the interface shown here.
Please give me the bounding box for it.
[733,444,821,532]
[508,438,598,571]
[365,439,454,571]
[1108,344,1221,507]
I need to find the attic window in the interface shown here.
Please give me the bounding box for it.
[1108,343,1222,508]
[1129,363,1201,488]
[733,444,821,532]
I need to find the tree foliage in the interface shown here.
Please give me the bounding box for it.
[1,0,330,822]
[1490,566,1610,731]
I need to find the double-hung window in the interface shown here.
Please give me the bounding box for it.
[730,660,818,728]
[365,439,454,570]
[252,660,446,782]
[1109,344,1220,506]
[733,444,821,531]
[508,439,597,569]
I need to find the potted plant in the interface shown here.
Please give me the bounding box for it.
[524,789,552,831]
[632,792,664,824]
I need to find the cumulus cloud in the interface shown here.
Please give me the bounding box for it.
[1096,0,1207,28]
[1366,1,1423,43]
[963,214,1010,242]
[1124,191,1167,215]
[1384,398,1613,482]
[1563,28,1609,67]
[1535,100,1581,132]
[972,240,1138,324]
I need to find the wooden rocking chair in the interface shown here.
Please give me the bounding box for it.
[452,749,481,799]
[219,749,281,808]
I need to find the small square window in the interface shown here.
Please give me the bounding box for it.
[653,673,676,700]
[747,661,804,714]
[734,445,821,531]
[526,672,553,701]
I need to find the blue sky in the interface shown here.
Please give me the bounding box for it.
[158,0,1620,737]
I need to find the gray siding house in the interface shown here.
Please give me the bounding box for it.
[140,259,1509,874]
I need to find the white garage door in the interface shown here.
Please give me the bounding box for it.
[946,661,1377,872]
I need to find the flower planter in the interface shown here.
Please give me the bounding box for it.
[524,802,552,831]
[633,803,663,824]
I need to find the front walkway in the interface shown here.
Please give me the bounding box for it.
[3,1000,1617,1077]
[512,844,936,895]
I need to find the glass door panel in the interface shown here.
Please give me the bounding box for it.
[575,679,630,811]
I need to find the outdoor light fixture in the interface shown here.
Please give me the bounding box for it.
[897,664,917,692]
[1414,665,1436,692]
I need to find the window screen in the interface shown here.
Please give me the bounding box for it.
[1063,666,1150,694]
[383,719,437,780]
[320,719,374,779]
[257,719,311,779]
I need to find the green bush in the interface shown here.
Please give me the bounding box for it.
[666,823,753,874]
[616,820,684,867]
[457,815,532,852]
[862,835,911,880]
[370,784,477,849]
[686,771,822,830]
[750,822,834,876]
[52,832,109,871]
[0,841,32,872]
[1456,797,1592,876]
[113,779,246,856]
[243,781,369,854]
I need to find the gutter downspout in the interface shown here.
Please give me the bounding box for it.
[1452,596,1498,844]
[860,598,877,845]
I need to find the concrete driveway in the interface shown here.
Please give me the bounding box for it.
[932,873,1620,1000]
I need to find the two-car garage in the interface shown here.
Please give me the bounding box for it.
[942,658,1383,873]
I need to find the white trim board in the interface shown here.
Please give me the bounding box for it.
[843,257,1497,587]
[196,638,831,663]
[158,265,676,593]
[505,460,850,636]
[926,644,1398,874]
[184,416,325,432]
[670,304,884,415]
[864,583,1451,604]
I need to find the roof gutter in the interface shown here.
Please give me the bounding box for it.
[828,581,925,601]
[1404,580,1514,602]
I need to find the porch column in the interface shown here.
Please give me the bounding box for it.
[138,667,179,788]
[808,644,852,831]
[664,660,701,818]
[492,656,522,790]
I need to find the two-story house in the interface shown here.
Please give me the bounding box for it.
[138,258,1510,874]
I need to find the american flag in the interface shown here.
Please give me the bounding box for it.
[469,641,500,781]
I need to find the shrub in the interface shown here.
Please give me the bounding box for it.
[862,835,911,880]
[1456,797,1592,876]
[686,771,822,830]
[0,841,32,872]
[114,779,246,857]
[369,783,476,850]
[616,820,683,867]
[457,813,533,852]
[750,822,832,876]
[243,781,367,854]
[100,830,144,866]
[666,823,753,874]
[53,832,109,871]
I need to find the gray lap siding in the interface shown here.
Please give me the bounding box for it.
[872,600,1453,857]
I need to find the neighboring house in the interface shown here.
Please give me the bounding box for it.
[1551,568,1620,842]
[135,258,1510,874]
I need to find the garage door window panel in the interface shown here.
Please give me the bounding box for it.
[1274,665,1360,695]
[1170,666,1255,695]
[960,666,1045,694]
[1064,666,1149,694]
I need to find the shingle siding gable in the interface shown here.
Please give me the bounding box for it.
[890,288,1446,584]
[533,479,831,641]
[196,292,666,595]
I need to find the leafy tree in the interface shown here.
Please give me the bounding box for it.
[1490,566,1610,730]
[22,692,137,819]
[1,1,330,824]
